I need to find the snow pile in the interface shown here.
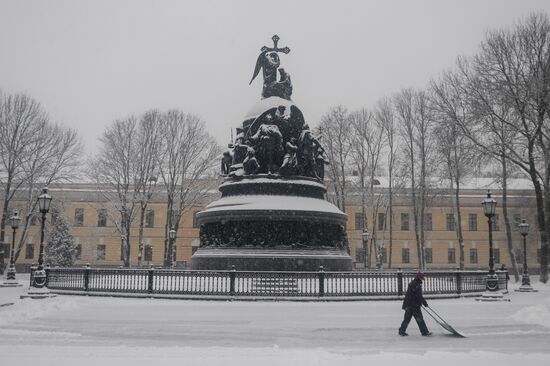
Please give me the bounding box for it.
[0,346,548,366]
[0,297,76,326]
[511,303,550,328]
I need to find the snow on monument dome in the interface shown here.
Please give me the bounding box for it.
[243,96,299,121]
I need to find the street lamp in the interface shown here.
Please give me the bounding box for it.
[362,230,369,270]
[32,187,52,290]
[1,211,21,287]
[169,227,176,268]
[480,190,501,295]
[517,219,537,292]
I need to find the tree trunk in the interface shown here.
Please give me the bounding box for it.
[453,178,465,270]
[137,206,146,268]
[500,154,520,281]
[388,173,393,269]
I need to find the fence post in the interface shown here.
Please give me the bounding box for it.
[84,263,90,292]
[318,266,325,297]
[148,265,154,295]
[456,267,462,296]
[45,264,50,287]
[397,268,403,296]
[29,263,37,287]
[229,265,236,296]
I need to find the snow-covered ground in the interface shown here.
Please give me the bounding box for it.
[1,275,549,365]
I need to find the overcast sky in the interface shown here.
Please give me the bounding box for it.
[1,0,549,154]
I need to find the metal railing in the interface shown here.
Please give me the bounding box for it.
[41,266,509,300]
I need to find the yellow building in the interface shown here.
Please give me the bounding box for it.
[5,178,542,272]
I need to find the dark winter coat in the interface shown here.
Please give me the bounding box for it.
[402,278,427,310]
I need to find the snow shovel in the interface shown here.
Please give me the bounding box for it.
[423,305,466,338]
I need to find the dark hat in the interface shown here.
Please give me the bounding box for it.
[415,272,425,280]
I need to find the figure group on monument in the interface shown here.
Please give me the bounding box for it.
[222,114,327,180]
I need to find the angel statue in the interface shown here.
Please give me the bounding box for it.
[249,35,293,100]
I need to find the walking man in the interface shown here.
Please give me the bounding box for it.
[398,271,432,336]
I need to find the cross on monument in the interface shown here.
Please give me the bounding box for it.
[261,35,290,54]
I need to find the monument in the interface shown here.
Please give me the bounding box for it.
[191,35,352,271]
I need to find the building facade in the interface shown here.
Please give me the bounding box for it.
[3,179,542,273]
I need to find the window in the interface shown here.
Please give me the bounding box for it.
[424,213,432,231]
[355,248,365,263]
[75,245,82,260]
[537,249,541,263]
[513,213,521,230]
[425,248,432,264]
[30,214,38,226]
[2,243,9,258]
[97,209,107,227]
[96,245,106,260]
[193,211,201,228]
[354,213,365,230]
[51,208,59,226]
[470,248,478,264]
[380,247,387,263]
[74,208,84,227]
[448,248,456,264]
[402,248,410,263]
[468,213,477,231]
[492,214,500,231]
[378,213,386,231]
[493,248,500,264]
[401,213,409,231]
[514,248,523,264]
[145,209,154,228]
[446,214,456,231]
[144,245,153,261]
[25,244,34,259]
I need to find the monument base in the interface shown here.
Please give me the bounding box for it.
[0,279,22,287]
[191,247,353,271]
[475,290,510,302]
[515,285,538,292]
[20,286,57,299]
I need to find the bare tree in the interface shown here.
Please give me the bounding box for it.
[374,97,400,268]
[134,110,163,267]
[0,92,45,272]
[90,116,141,267]
[394,89,437,270]
[431,72,486,271]
[454,12,550,282]
[348,108,386,268]
[0,92,82,267]
[159,110,220,267]
[319,106,352,212]
[14,123,82,261]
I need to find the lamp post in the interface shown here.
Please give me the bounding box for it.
[169,227,176,268]
[1,211,21,287]
[517,219,537,292]
[476,190,509,301]
[27,187,52,296]
[481,190,498,292]
[362,230,369,270]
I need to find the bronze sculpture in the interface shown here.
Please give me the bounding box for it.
[196,35,351,271]
[221,35,327,181]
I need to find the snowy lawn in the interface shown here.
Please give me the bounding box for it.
[0,275,549,365]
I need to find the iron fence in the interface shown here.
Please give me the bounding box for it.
[42,266,509,300]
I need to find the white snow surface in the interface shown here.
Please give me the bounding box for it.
[1,275,549,365]
[204,194,345,215]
